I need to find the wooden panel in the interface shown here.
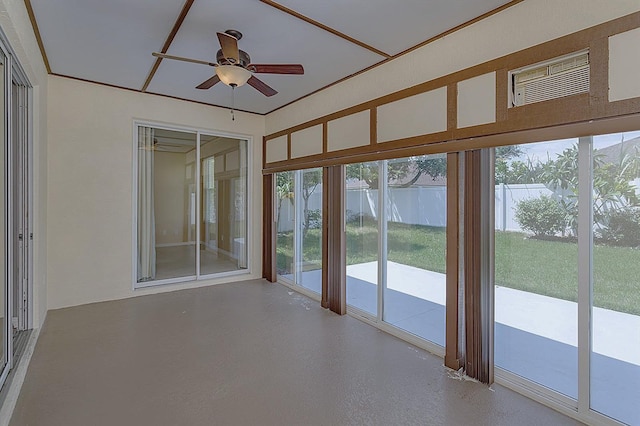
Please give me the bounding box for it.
[377,87,447,143]
[457,72,496,129]
[262,174,276,282]
[463,149,493,384]
[265,135,288,163]
[323,165,346,314]
[291,124,323,158]
[264,12,640,171]
[608,27,640,102]
[445,152,461,371]
[327,110,370,152]
[264,113,640,174]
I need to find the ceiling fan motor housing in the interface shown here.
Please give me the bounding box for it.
[216,49,251,68]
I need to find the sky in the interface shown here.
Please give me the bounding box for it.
[514,130,640,164]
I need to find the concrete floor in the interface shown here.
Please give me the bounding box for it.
[10,280,582,426]
[154,245,243,280]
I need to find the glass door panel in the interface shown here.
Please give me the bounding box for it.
[276,171,294,280]
[382,155,447,346]
[494,140,579,399]
[0,50,7,376]
[137,128,196,282]
[199,136,248,275]
[590,131,640,425]
[298,168,322,294]
[345,162,379,315]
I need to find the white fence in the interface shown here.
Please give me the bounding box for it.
[277,183,552,232]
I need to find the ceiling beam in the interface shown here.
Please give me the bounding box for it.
[259,0,391,59]
[267,0,525,115]
[141,0,195,92]
[24,0,51,74]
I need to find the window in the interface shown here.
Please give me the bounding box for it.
[345,161,379,316]
[590,132,640,425]
[494,140,579,399]
[0,29,33,392]
[493,131,640,425]
[383,155,447,346]
[135,125,249,286]
[344,157,447,347]
[275,168,323,296]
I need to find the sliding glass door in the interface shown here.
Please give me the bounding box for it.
[383,155,447,346]
[493,131,640,425]
[135,125,249,287]
[274,168,322,295]
[0,48,6,382]
[590,132,640,425]
[494,140,579,399]
[343,157,447,347]
[0,34,33,392]
[345,161,379,315]
[199,135,248,275]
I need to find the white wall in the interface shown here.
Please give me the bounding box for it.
[266,0,640,134]
[47,75,265,309]
[0,0,49,327]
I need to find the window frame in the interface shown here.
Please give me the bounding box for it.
[131,120,253,289]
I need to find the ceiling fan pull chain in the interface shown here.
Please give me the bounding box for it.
[231,85,236,121]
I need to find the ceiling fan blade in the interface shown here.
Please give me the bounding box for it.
[247,76,277,97]
[249,64,304,75]
[217,32,240,64]
[152,52,216,67]
[196,75,221,90]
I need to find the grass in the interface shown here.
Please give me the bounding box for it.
[277,222,640,315]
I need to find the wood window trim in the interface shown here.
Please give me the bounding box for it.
[263,11,640,172]
[323,165,346,314]
[445,152,461,370]
[462,149,494,384]
[263,112,640,174]
[262,173,276,282]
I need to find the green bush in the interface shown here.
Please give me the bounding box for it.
[599,207,640,247]
[514,195,566,237]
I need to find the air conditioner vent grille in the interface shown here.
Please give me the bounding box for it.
[512,52,590,107]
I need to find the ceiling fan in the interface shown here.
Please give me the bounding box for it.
[153,29,304,97]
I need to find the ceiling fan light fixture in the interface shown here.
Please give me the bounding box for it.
[215,65,251,87]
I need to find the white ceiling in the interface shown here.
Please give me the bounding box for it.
[30,0,514,115]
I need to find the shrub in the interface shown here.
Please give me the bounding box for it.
[304,209,322,230]
[514,195,566,237]
[599,207,640,247]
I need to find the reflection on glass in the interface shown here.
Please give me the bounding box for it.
[276,171,294,279]
[590,131,640,425]
[298,168,322,294]
[494,140,578,399]
[345,162,379,315]
[137,128,197,281]
[199,136,248,275]
[382,155,447,346]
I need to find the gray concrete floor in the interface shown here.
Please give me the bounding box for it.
[10,280,582,426]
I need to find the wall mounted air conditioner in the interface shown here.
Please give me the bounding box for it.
[510,51,590,107]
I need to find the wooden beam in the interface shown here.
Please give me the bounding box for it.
[23,0,51,73]
[323,165,346,314]
[141,0,195,92]
[259,0,391,59]
[266,0,524,115]
[445,152,461,371]
[262,173,277,282]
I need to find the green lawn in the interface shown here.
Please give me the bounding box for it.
[277,222,640,315]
